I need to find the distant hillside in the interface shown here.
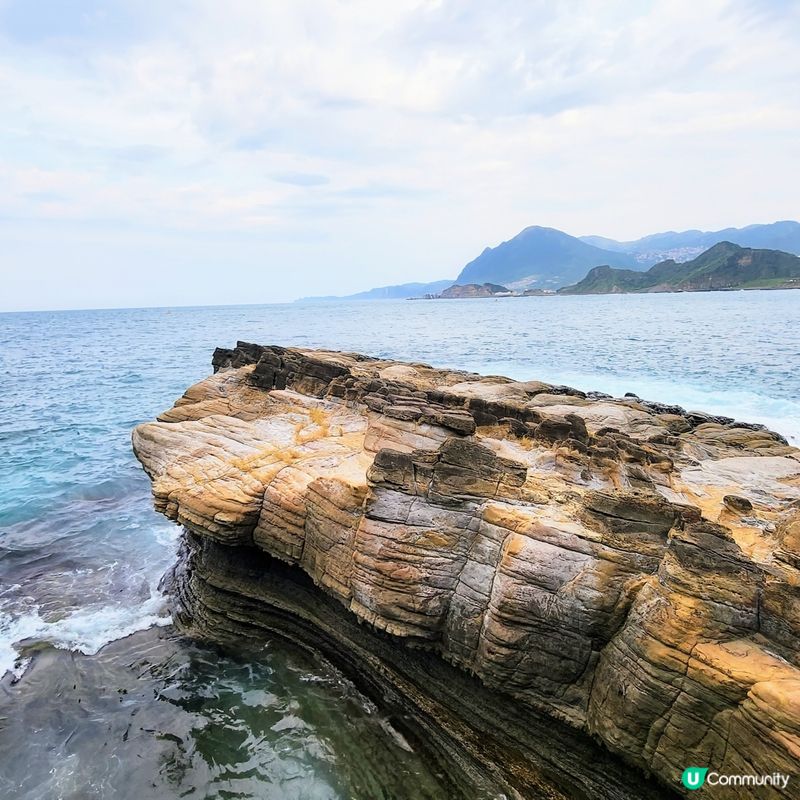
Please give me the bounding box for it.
[559,242,800,295]
[293,220,800,302]
[299,279,453,302]
[455,226,640,290]
[580,221,800,266]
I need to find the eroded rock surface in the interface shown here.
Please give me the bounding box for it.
[133,343,800,798]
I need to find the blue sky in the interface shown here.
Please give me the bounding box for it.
[1,0,798,311]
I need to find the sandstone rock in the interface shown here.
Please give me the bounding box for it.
[133,344,800,799]
[723,494,754,513]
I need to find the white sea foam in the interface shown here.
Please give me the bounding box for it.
[0,589,172,680]
[0,524,179,680]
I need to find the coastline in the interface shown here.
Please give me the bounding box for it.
[412,284,800,299]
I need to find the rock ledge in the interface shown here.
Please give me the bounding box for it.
[133,343,800,798]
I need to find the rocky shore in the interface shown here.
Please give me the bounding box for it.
[133,343,800,799]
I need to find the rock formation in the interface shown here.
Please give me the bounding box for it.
[438,282,512,298]
[133,343,800,799]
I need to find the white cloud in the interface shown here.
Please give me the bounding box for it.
[0,0,798,309]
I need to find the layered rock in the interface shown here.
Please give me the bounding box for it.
[133,343,800,799]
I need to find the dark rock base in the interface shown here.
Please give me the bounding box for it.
[166,532,676,800]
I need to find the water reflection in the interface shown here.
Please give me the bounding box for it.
[0,627,456,799]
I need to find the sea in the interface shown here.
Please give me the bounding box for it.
[1,291,799,798]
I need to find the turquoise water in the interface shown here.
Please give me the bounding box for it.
[0,292,799,798]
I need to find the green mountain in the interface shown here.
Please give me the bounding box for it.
[559,242,800,295]
[455,226,639,289]
[293,221,800,302]
[579,220,800,266]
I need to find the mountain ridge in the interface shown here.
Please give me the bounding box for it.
[297,220,800,301]
[580,220,800,265]
[454,225,640,289]
[298,279,454,302]
[559,242,800,294]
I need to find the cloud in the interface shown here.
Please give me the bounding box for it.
[271,171,330,187]
[0,0,143,46]
[336,182,435,199]
[0,0,798,310]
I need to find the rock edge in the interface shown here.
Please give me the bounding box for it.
[133,343,800,799]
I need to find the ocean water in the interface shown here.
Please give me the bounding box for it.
[0,291,799,798]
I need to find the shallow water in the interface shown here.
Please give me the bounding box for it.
[1,628,453,800]
[1,292,799,797]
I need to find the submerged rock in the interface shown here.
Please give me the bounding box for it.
[133,343,800,799]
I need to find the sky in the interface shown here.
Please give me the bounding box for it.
[1,0,799,311]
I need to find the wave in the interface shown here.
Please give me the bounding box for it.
[0,584,172,681]
[0,525,179,680]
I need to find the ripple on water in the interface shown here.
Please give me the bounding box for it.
[0,629,461,800]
